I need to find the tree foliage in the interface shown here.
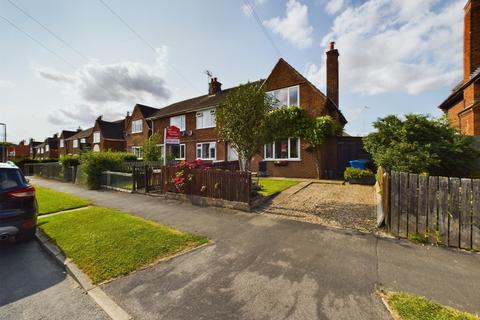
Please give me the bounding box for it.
[363,114,479,177]
[142,133,162,162]
[216,82,274,171]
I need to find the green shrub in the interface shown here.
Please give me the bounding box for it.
[80,151,132,189]
[60,154,80,167]
[344,167,374,180]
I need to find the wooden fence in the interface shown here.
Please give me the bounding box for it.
[134,165,251,204]
[382,170,480,250]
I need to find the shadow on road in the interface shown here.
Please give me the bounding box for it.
[0,240,65,307]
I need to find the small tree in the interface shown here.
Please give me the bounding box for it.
[216,82,274,171]
[363,114,479,177]
[142,133,162,162]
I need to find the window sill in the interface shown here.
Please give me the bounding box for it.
[263,159,302,162]
[131,131,143,134]
[196,126,216,130]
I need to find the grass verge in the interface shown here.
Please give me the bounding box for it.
[35,185,91,215]
[39,207,208,284]
[386,291,479,320]
[257,178,300,197]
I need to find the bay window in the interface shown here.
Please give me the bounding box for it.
[196,108,216,129]
[170,115,186,131]
[267,85,300,108]
[131,120,143,133]
[264,138,300,160]
[196,142,216,160]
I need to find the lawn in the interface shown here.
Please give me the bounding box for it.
[387,292,479,320]
[35,185,91,215]
[39,207,208,284]
[257,178,300,197]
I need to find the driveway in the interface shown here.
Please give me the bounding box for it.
[32,178,480,319]
[0,241,108,320]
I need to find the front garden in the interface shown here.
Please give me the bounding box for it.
[37,188,208,284]
[35,185,91,215]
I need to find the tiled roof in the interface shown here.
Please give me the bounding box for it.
[149,80,264,119]
[136,104,159,118]
[98,119,126,141]
[60,130,78,139]
[66,127,93,141]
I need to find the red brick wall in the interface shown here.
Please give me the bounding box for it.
[125,107,151,152]
[464,0,480,81]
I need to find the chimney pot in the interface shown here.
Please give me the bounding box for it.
[330,41,335,50]
[208,76,222,95]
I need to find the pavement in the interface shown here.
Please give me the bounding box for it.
[0,240,108,320]
[28,178,480,319]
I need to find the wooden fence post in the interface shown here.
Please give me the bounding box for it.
[144,164,149,194]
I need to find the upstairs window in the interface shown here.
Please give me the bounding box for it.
[93,131,101,143]
[59,139,64,148]
[170,115,186,131]
[45,145,49,152]
[196,109,216,129]
[267,85,299,108]
[73,140,79,148]
[80,138,86,143]
[131,120,143,134]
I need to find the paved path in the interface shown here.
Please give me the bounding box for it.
[32,178,480,319]
[0,240,108,320]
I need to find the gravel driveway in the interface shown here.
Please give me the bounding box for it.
[262,183,377,232]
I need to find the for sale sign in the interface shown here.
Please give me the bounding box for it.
[165,125,180,144]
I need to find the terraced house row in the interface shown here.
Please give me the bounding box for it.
[30,45,370,179]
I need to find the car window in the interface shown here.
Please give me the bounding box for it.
[0,169,26,191]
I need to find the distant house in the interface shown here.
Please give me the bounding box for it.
[439,0,480,135]
[34,134,59,159]
[58,129,80,156]
[65,127,93,155]
[146,44,347,178]
[125,104,159,159]
[7,140,30,159]
[91,116,126,152]
[28,139,42,159]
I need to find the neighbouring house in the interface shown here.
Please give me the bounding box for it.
[7,140,30,159]
[148,44,348,178]
[34,134,59,159]
[439,0,480,135]
[28,138,42,159]
[91,116,126,152]
[58,129,80,156]
[65,127,93,155]
[125,104,160,159]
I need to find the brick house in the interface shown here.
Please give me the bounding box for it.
[7,140,30,159]
[125,104,159,158]
[439,0,480,135]
[148,44,347,178]
[58,129,80,156]
[65,127,93,155]
[28,139,42,159]
[34,134,59,159]
[91,116,126,152]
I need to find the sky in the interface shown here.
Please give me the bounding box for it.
[0,0,466,143]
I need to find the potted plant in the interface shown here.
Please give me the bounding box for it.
[344,167,376,185]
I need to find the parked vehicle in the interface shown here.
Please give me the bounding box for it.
[0,162,38,242]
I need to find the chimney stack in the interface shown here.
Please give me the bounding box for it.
[464,0,480,81]
[326,41,340,107]
[208,77,222,95]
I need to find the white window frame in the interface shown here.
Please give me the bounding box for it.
[131,119,143,134]
[267,85,300,109]
[264,137,301,161]
[196,108,216,129]
[80,138,86,143]
[196,142,216,160]
[131,146,142,159]
[171,143,186,160]
[45,145,49,152]
[170,115,186,131]
[73,140,79,148]
[59,139,64,148]
[93,131,101,143]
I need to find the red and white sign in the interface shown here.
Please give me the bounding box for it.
[165,125,180,145]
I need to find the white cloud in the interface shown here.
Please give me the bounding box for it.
[241,0,268,17]
[37,47,170,126]
[263,0,314,49]
[0,80,15,89]
[325,0,345,15]
[307,0,464,96]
